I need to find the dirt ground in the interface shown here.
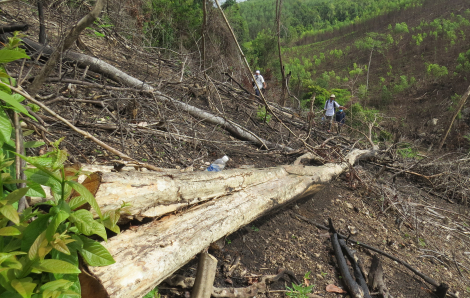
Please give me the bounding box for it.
[166,165,470,298]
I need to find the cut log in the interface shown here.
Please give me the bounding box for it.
[85,149,375,298]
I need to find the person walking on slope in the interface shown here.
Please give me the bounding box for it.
[253,70,267,96]
[334,108,346,134]
[323,94,344,133]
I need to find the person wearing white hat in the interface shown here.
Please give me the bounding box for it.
[252,70,267,96]
[323,94,344,133]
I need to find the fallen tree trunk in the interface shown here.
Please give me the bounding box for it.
[153,92,294,151]
[85,149,375,298]
[19,37,154,91]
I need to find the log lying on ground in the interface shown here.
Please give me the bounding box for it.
[85,149,375,298]
[19,37,154,91]
[154,91,294,152]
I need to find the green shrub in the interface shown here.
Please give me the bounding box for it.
[394,22,409,33]
[426,63,448,79]
[0,35,123,297]
[256,106,272,123]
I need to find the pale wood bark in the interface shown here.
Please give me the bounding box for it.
[86,149,375,298]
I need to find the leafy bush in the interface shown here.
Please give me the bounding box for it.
[456,49,470,72]
[0,35,123,297]
[426,63,448,79]
[256,106,272,123]
[394,22,409,34]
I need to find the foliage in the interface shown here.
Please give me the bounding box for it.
[142,0,203,49]
[0,36,123,297]
[143,286,161,298]
[396,143,419,158]
[456,49,470,73]
[284,57,313,91]
[248,29,277,69]
[303,86,349,109]
[355,32,390,53]
[256,106,272,123]
[239,0,426,41]
[393,22,409,34]
[425,63,448,79]
[286,277,314,298]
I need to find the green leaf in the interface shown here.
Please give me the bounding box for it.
[0,90,33,118]
[21,214,51,252]
[40,279,73,292]
[0,226,21,236]
[46,211,70,241]
[52,150,68,171]
[11,278,36,298]
[49,250,81,296]
[24,141,45,149]
[0,108,12,145]
[102,219,120,234]
[0,291,22,298]
[0,49,29,63]
[0,251,27,266]
[24,168,61,195]
[69,210,94,236]
[91,221,107,241]
[5,188,29,205]
[0,204,19,225]
[67,181,102,218]
[78,235,115,266]
[68,196,87,210]
[34,260,80,274]
[25,182,46,197]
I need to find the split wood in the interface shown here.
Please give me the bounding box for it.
[292,213,458,298]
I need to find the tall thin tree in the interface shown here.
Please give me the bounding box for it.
[276,0,288,106]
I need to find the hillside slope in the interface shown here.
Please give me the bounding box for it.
[0,1,469,298]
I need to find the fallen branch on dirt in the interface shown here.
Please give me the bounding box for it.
[2,83,162,172]
[329,219,364,298]
[293,213,458,298]
[83,149,375,298]
[164,269,305,298]
[339,239,372,298]
[20,37,154,91]
[367,255,390,298]
[28,0,106,96]
[154,92,293,151]
[0,23,29,33]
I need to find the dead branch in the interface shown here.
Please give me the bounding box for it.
[292,213,458,298]
[2,83,163,172]
[28,0,106,96]
[367,255,390,298]
[439,83,470,149]
[328,219,364,298]
[0,23,28,33]
[339,239,372,298]
[165,269,301,298]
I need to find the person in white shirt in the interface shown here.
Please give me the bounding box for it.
[252,70,267,96]
[323,94,344,133]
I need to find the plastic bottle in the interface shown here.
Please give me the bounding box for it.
[206,155,229,172]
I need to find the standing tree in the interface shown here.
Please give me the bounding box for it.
[276,0,288,106]
[354,32,391,92]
